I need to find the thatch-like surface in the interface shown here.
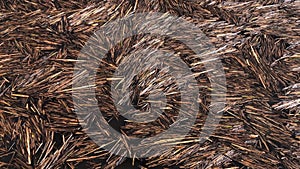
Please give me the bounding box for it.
[0,0,299,168]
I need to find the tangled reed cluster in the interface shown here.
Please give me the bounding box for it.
[0,0,299,168]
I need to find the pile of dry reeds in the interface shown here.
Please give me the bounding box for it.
[0,0,299,168]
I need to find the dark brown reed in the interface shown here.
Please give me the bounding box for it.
[0,0,299,168]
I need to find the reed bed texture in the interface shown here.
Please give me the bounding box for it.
[0,0,299,168]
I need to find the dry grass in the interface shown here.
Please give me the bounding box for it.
[0,0,299,168]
